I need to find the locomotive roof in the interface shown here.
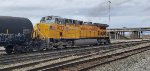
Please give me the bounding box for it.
[93,23,109,27]
[41,16,109,27]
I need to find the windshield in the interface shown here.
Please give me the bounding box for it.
[40,16,55,24]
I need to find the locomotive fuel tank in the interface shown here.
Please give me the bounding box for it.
[74,39,98,46]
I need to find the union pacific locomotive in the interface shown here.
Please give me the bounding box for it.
[0,16,110,54]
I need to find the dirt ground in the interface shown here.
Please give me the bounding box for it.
[88,47,150,71]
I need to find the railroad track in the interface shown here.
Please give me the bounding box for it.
[0,40,144,57]
[0,40,149,71]
[28,42,150,71]
[0,50,5,55]
[0,41,135,61]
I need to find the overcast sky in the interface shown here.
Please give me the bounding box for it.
[0,0,150,28]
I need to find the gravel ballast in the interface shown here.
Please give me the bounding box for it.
[89,47,150,71]
[0,47,4,50]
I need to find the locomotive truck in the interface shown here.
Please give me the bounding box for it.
[0,16,110,54]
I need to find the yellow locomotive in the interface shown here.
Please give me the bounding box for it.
[33,16,110,49]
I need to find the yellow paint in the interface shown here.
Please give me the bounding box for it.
[33,23,107,39]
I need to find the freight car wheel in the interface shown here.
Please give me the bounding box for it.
[5,46,13,54]
[13,45,27,53]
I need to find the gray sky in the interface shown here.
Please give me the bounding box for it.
[0,0,150,28]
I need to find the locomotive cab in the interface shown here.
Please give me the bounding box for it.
[40,16,64,24]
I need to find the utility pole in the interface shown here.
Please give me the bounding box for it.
[108,1,111,39]
[141,29,143,41]
[108,1,111,25]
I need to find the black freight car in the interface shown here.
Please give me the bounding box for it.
[0,16,33,54]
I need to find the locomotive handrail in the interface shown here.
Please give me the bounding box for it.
[37,30,46,40]
[37,24,47,40]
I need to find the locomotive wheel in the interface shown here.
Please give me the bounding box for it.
[97,39,102,45]
[55,41,66,49]
[67,40,74,47]
[49,43,56,49]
